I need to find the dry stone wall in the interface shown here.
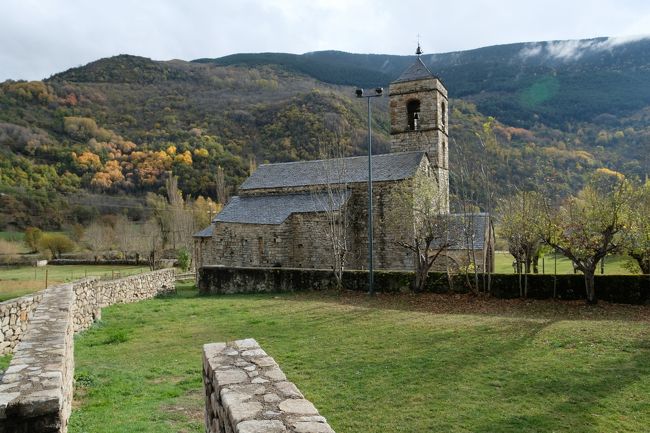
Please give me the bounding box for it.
[0,269,175,432]
[0,293,43,356]
[203,339,335,433]
[0,283,75,433]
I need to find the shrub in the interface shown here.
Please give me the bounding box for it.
[24,226,42,253]
[177,248,190,272]
[38,233,76,258]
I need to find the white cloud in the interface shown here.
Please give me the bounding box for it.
[2,0,650,80]
[518,34,650,61]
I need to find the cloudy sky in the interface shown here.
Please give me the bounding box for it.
[2,0,650,81]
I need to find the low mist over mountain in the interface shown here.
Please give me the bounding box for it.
[202,36,650,127]
[1,37,648,228]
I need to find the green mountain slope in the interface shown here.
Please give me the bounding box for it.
[1,37,649,229]
[201,38,650,128]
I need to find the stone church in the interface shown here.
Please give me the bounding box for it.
[194,50,494,272]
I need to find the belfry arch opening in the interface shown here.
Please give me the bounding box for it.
[407,99,421,130]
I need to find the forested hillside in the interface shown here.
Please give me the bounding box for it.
[1,37,649,230]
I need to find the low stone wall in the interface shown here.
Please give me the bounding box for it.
[203,339,335,433]
[198,266,650,305]
[0,268,175,432]
[0,292,44,356]
[73,270,176,332]
[0,283,75,432]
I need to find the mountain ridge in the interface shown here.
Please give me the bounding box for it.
[1,37,649,229]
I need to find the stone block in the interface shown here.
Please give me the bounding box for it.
[236,420,287,433]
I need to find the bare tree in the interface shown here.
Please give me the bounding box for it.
[215,165,229,205]
[451,137,482,293]
[113,215,143,262]
[496,190,545,297]
[313,135,350,289]
[83,220,115,261]
[388,171,452,291]
[140,218,164,270]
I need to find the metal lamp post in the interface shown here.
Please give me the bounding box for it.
[356,87,383,295]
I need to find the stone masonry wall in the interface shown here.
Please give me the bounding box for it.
[207,222,290,268]
[0,269,175,432]
[0,283,75,433]
[0,292,44,356]
[203,338,335,433]
[73,269,176,332]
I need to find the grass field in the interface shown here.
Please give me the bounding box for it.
[494,252,634,275]
[0,265,150,301]
[0,231,25,242]
[0,354,10,373]
[69,283,650,433]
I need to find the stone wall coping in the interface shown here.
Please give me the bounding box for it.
[203,338,335,433]
[0,283,73,421]
[0,290,44,308]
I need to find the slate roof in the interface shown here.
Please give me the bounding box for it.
[392,57,437,83]
[433,213,491,250]
[193,224,214,238]
[211,191,351,225]
[240,151,426,191]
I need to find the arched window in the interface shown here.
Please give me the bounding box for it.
[407,99,421,130]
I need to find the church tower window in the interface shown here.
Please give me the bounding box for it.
[441,101,446,130]
[407,99,421,130]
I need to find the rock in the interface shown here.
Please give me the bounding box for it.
[263,367,286,381]
[236,420,287,433]
[214,369,249,386]
[233,338,259,350]
[278,399,318,415]
[241,349,267,357]
[228,401,263,424]
[293,422,335,433]
[274,381,303,398]
[263,393,281,403]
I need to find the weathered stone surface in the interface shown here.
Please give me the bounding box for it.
[278,399,318,415]
[229,401,263,424]
[214,369,249,385]
[234,338,259,350]
[241,348,267,357]
[274,381,303,398]
[203,339,334,433]
[293,421,336,433]
[263,393,281,403]
[236,420,286,433]
[263,367,286,382]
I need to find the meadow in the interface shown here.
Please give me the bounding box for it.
[69,283,650,433]
[493,252,634,275]
[0,265,150,301]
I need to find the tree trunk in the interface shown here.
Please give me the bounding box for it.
[632,253,650,274]
[414,254,428,292]
[584,269,597,305]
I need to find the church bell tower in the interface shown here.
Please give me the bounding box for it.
[389,44,449,211]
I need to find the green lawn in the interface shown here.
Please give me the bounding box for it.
[494,252,634,275]
[0,231,25,242]
[69,283,650,433]
[0,354,11,373]
[0,265,151,301]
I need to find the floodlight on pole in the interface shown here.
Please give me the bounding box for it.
[356,87,383,295]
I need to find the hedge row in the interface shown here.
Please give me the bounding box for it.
[199,266,650,305]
